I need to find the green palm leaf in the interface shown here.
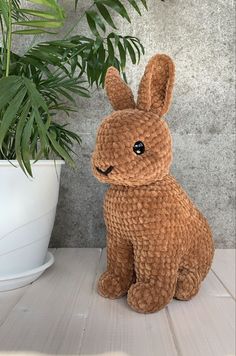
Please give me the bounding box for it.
[13,0,65,35]
[0,0,147,175]
[81,0,147,38]
[0,75,81,175]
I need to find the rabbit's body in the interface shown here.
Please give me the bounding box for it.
[92,54,214,313]
[102,175,213,312]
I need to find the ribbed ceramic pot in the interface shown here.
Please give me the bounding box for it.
[0,160,64,276]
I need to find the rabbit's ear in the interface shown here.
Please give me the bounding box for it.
[105,67,135,110]
[137,54,175,116]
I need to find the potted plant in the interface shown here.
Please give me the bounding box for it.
[0,0,147,291]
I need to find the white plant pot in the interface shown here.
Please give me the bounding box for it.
[0,160,64,290]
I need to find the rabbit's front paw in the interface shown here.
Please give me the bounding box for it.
[127,282,172,313]
[98,271,131,299]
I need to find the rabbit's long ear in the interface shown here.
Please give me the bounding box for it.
[137,54,175,116]
[105,67,135,110]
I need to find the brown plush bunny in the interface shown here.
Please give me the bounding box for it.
[92,54,214,313]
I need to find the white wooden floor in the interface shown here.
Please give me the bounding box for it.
[0,249,235,356]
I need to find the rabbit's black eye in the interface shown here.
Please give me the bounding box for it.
[133,141,145,155]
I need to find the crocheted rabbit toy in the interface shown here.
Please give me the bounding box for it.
[92,54,214,313]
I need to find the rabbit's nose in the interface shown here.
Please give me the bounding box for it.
[96,166,113,176]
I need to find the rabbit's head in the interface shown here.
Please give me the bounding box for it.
[92,54,175,186]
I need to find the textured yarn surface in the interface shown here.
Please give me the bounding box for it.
[92,54,214,313]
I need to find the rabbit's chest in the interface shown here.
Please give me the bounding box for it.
[104,187,143,225]
[103,185,174,235]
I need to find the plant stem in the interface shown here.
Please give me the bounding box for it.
[0,15,6,72]
[6,0,13,77]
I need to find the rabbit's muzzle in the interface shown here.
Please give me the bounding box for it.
[96,166,114,176]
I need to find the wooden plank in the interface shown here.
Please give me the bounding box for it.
[0,248,57,326]
[0,248,101,354]
[79,249,178,356]
[0,286,28,327]
[167,265,236,356]
[168,298,235,356]
[0,248,235,356]
[211,249,236,298]
[199,270,231,297]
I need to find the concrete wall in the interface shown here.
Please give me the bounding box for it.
[25,1,236,247]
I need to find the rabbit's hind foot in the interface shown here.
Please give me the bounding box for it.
[174,268,201,301]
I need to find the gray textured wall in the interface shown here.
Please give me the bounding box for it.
[47,1,235,248]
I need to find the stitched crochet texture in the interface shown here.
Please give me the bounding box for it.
[92,54,214,313]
